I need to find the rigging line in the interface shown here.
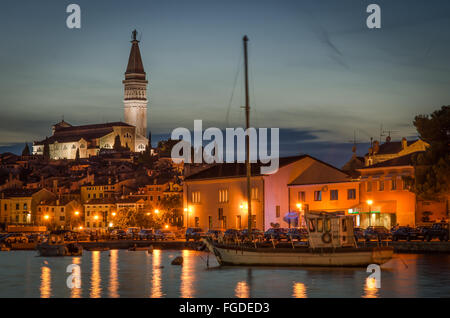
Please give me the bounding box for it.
[226,50,243,127]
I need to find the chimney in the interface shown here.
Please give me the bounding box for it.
[53,179,58,193]
[40,176,45,188]
[373,140,380,154]
[401,137,407,149]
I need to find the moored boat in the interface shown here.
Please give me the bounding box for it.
[37,231,83,257]
[204,212,393,267]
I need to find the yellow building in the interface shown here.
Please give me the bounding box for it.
[0,188,56,226]
[83,199,116,230]
[37,199,82,229]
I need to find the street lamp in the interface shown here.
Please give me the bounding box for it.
[74,211,79,216]
[154,209,159,214]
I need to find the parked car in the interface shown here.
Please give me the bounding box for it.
[126,227,140,239]
[392,226,423,241]
[0,233,29,244]
[110,229,127,240]
[158,229,177,240]
[363,226,392,242]
[286,228,308,241]
[354,227,365,241]
[206,229,225,240]
[239,229,264,240]
[264,228,289,242]
[138,229,155,240]
[185,227,205,241]
[223,229,241,241]
[422,223,449,242]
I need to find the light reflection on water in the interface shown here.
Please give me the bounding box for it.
[1,250,448,298]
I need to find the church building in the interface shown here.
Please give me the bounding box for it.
[33,30,149,159]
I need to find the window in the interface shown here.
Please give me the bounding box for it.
[342,219,347,232]
[61,207,64,212]
[391,178,397,190]
[4,204,7,211]
[93,194,96,199]
[88,194,91,199]
[218,208,223,220]
[192,191,201,203]
[330,190,338,200]
[276,205,280,218]
[379,181,384,191]
[60,216,65,221]
[348,189,356,200]
[251,187,259,200]
[219,189,229,203]
[366,181,372,192]
[314,191,322,201]
[324,219,331,232]
[23,203,28,210]
[16,204,19,210]
[251,215,256,228]
[221,216,227,229]
[298,191,305,202]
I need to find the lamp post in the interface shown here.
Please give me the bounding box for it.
[367,200,373,227]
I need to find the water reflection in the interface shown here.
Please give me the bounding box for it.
[180,250,194,298]
[293,282,307,298]
[40,265,51,298]
[362,277,379,298]
[109,250,119,298]
[90,251,101,298]
[235,281,250,298]
[70,257,82,298]
[151,249,163,298]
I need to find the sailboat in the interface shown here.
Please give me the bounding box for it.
[203,36,394,267]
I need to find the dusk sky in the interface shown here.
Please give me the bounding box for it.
[1,0,449,167]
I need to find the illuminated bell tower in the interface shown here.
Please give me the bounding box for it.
[123,29,148,137]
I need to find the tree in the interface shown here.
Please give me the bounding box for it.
[21,143,30,156]
[160,195,183,227]
[43,139,50,161]
[113,135,122,151]
[410,106,450,200]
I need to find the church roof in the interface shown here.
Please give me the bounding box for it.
[125,31,146,79]
[34,122,133,145]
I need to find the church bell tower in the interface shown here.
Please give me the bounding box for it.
[123,30,148,138]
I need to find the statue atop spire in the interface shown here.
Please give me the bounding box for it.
[132,29,138,42]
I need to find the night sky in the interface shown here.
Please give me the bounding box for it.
[1,0,449,167]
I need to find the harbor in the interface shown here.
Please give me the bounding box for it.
[0,249,448,298]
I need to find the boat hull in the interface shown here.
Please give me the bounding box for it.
[37,243,83,257]
[204,241,393,267]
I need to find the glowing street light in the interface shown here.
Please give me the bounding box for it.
[296,203,302,210]
[44,215,50,220]
[108,222,114,227]
[164,224,169,229]
[112,212,116,217]
[154,209,159,214]
[74,211,79,216]
[94,215,99,220]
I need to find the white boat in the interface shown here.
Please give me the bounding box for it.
[37,231,83,257]
[204,212,393,267]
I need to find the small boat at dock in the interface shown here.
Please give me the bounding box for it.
[37,231,83,257]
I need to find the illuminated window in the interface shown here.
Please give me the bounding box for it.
[219,189,229,203]
[276,205,281,218]
[192,191,201,203]
[314,191,322,201]
[251,187,259,200]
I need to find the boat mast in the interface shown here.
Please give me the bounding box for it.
[243,35,252,235]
